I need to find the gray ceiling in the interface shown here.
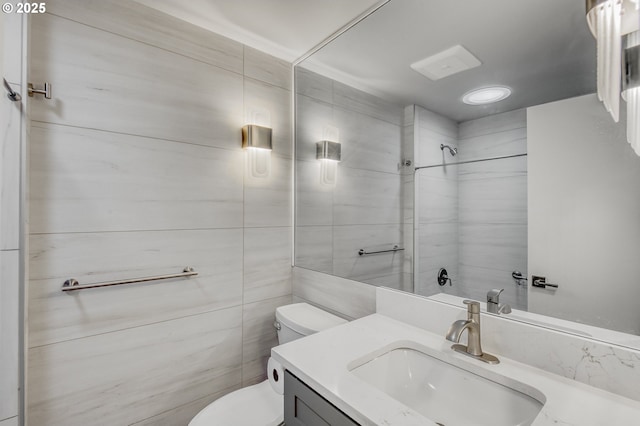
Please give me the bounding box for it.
[302,0,597,122]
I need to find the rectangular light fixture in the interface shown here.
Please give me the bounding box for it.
[316,141,341,187]
[316,140,341,162]
[242,124,272,150]
[242,124,272,179]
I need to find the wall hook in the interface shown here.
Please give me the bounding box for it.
[28,82,51,99]
[3,78,21,101]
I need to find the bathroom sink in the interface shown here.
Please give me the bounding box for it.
[349,346,544,426]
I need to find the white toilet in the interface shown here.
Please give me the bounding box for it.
[188,303,347,426]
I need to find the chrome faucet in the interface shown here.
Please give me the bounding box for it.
[486,288,512,315]
[446,300,499,364]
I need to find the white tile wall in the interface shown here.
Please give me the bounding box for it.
[0,251,19,422]
[335,107,402,174]
[27,2,293,424]
[412,105,527,308]
[30,13,244,151]
[44,0,244,74]
[294,225,333,274]
[244,46,292,91]
[414,106,459,297]
[457,110,527,310]
[242,295,292,384]
[0,82,21,250]
[1,4,22,83]
[0,7,23,425]
[28,307,244,426]
[29,123,245,233]
[295,159,334,226]
[332,80,403,126]
[243,228,292,304]
[294,68,405,290]
[332,224,404,285]
[292,267,375,320]
[28,229,244,347]
[0,417,18,426]
[244,154,292,228]
[333,168,402,226]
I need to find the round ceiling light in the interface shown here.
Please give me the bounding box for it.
[462,86,512,105]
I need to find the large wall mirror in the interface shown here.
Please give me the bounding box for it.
[294,0,640,348]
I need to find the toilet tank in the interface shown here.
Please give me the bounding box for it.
[275,303,347,344]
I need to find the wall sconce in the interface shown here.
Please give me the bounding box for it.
[586,0,640,155]
[316,140,341,186]
[242,124,272,178]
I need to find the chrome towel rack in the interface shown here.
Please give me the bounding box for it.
[358,245,404,256]
[61,266,198,292]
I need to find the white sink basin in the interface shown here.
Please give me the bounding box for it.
[350,345,544,426]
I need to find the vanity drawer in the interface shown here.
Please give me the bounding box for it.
[284,370,359,426]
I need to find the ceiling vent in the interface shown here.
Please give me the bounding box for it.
[410,45,482,81]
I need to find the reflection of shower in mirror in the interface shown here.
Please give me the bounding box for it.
[440,144,458,156]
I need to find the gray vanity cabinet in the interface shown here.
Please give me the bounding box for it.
[284,370,360,426]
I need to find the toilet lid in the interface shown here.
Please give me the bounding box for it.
[189,380,283,426]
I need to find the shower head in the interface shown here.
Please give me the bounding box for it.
[440,144,458,156]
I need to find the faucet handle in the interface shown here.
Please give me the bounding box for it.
[487,288,504,304]
[462,300,480,314]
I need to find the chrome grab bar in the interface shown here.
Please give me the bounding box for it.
[61,267,197,292]
[358,245,404,256]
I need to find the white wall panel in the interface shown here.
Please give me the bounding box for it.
[0,251,19,421]
[0,83,20,250]
[528,94,640,334]
[30,123,244,233]
[28,229,243,347]
[30,13,244,150]
[28,307,243,426]
[27,4,293,424]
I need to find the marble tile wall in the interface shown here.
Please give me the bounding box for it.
[294,67,405,290]
[413,105,459,297]
[457,109,527,309]
[413,106,527,308]
[0,252,19,424]
[0,418,18,426]
[401,106,415,287]
[27,2,292,425]
[0,5,23,426]
[292,267,376,320]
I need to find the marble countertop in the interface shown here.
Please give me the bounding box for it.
[272,313,640,426]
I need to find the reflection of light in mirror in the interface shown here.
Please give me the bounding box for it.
[246,147,271,179]
[462,86,511,105]
[319,158,338,186]
[316,139,341,186]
